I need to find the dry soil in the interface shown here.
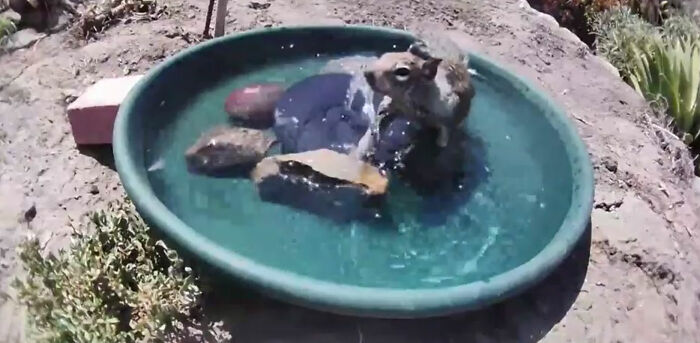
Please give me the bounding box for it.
[1,0,699,342]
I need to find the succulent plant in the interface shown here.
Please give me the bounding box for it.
[628,35,700,145]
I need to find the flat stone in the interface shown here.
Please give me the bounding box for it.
[66,75,144,145]
[0,10,21,23]
[185,126,275,176]
[251,149,388,221]
[4,28,45,51]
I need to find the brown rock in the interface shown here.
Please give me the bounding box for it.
[224,83,285,128]
[251,149,388,221]
[185,126,275,175]
[9,0,48,30]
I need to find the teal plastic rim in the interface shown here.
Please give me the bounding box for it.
[113,25,594,318]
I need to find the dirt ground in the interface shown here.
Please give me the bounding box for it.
[1,0,699,342]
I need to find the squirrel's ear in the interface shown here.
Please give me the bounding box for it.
[421,57,442,80]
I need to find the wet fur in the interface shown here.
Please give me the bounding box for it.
[364,40,475,147]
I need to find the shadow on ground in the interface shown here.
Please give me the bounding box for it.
[198,223,591,343]
[78,144,116,170]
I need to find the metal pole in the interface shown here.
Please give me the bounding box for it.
[214,0,228,37]
[203,0,215,37]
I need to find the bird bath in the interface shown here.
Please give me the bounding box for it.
[113,26,593,318]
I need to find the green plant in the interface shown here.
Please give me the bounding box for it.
[628,35,700,145]
[591,7,657,78]
[0,16,17,44]
[662,13,700,40]
[13,200,216,343]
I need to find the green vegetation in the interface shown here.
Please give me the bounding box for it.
[593,7,700,148]
[0,16,17,45]
[591,7,656,79]
[628,36,700,145]
[529,0,680,45]
[13,200,222,343]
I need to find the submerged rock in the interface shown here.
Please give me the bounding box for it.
[251,149,388,222]
[225,83,285,128]
[185,126,275,176]
[369,114,422,168]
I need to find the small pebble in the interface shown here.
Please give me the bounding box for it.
[24,204,37,222]
[601,157,618,173]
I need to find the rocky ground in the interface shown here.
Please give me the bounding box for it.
[1,0,699,342]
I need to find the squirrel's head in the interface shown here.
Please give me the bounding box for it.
[363,48,442,96]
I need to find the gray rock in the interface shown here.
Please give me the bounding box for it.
[4,28,45,51]
[185,126,275,176]
[251,149,388,222]
[601,156,618,173]
[23,204,36,223]
[0,10,21,23]
[273,73,382,155]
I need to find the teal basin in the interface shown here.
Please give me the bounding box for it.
[113,26,593,318]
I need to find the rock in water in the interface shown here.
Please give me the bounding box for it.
[370,114,422,168]
[185,126,275,176]
[225,83,285,128]
[273,73,384,154]
[251,149,388,222]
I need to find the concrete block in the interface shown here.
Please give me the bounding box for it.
[67,75,143,145]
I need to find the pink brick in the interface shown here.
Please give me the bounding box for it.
[67,75,144,145]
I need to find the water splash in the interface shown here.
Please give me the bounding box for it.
[459,226,500,275]
[147,157,166,172]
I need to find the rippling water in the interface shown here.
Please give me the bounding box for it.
[145,53,573,289]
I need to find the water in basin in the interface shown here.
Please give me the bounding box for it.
[144,53,573,289]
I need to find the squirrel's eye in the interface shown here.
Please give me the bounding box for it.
[393,66,411,81]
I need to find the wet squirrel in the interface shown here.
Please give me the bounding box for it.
[363,39,475,148]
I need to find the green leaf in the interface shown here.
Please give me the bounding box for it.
[12,200,208,343]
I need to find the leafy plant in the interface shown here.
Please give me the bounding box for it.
[628,35,700,145]
[0,16,17,44]
[591,7,657,78]
[13,200,221,343]
[661,13,700,41]
[593,6,700,156]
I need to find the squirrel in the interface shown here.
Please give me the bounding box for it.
[363,39,475,148]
